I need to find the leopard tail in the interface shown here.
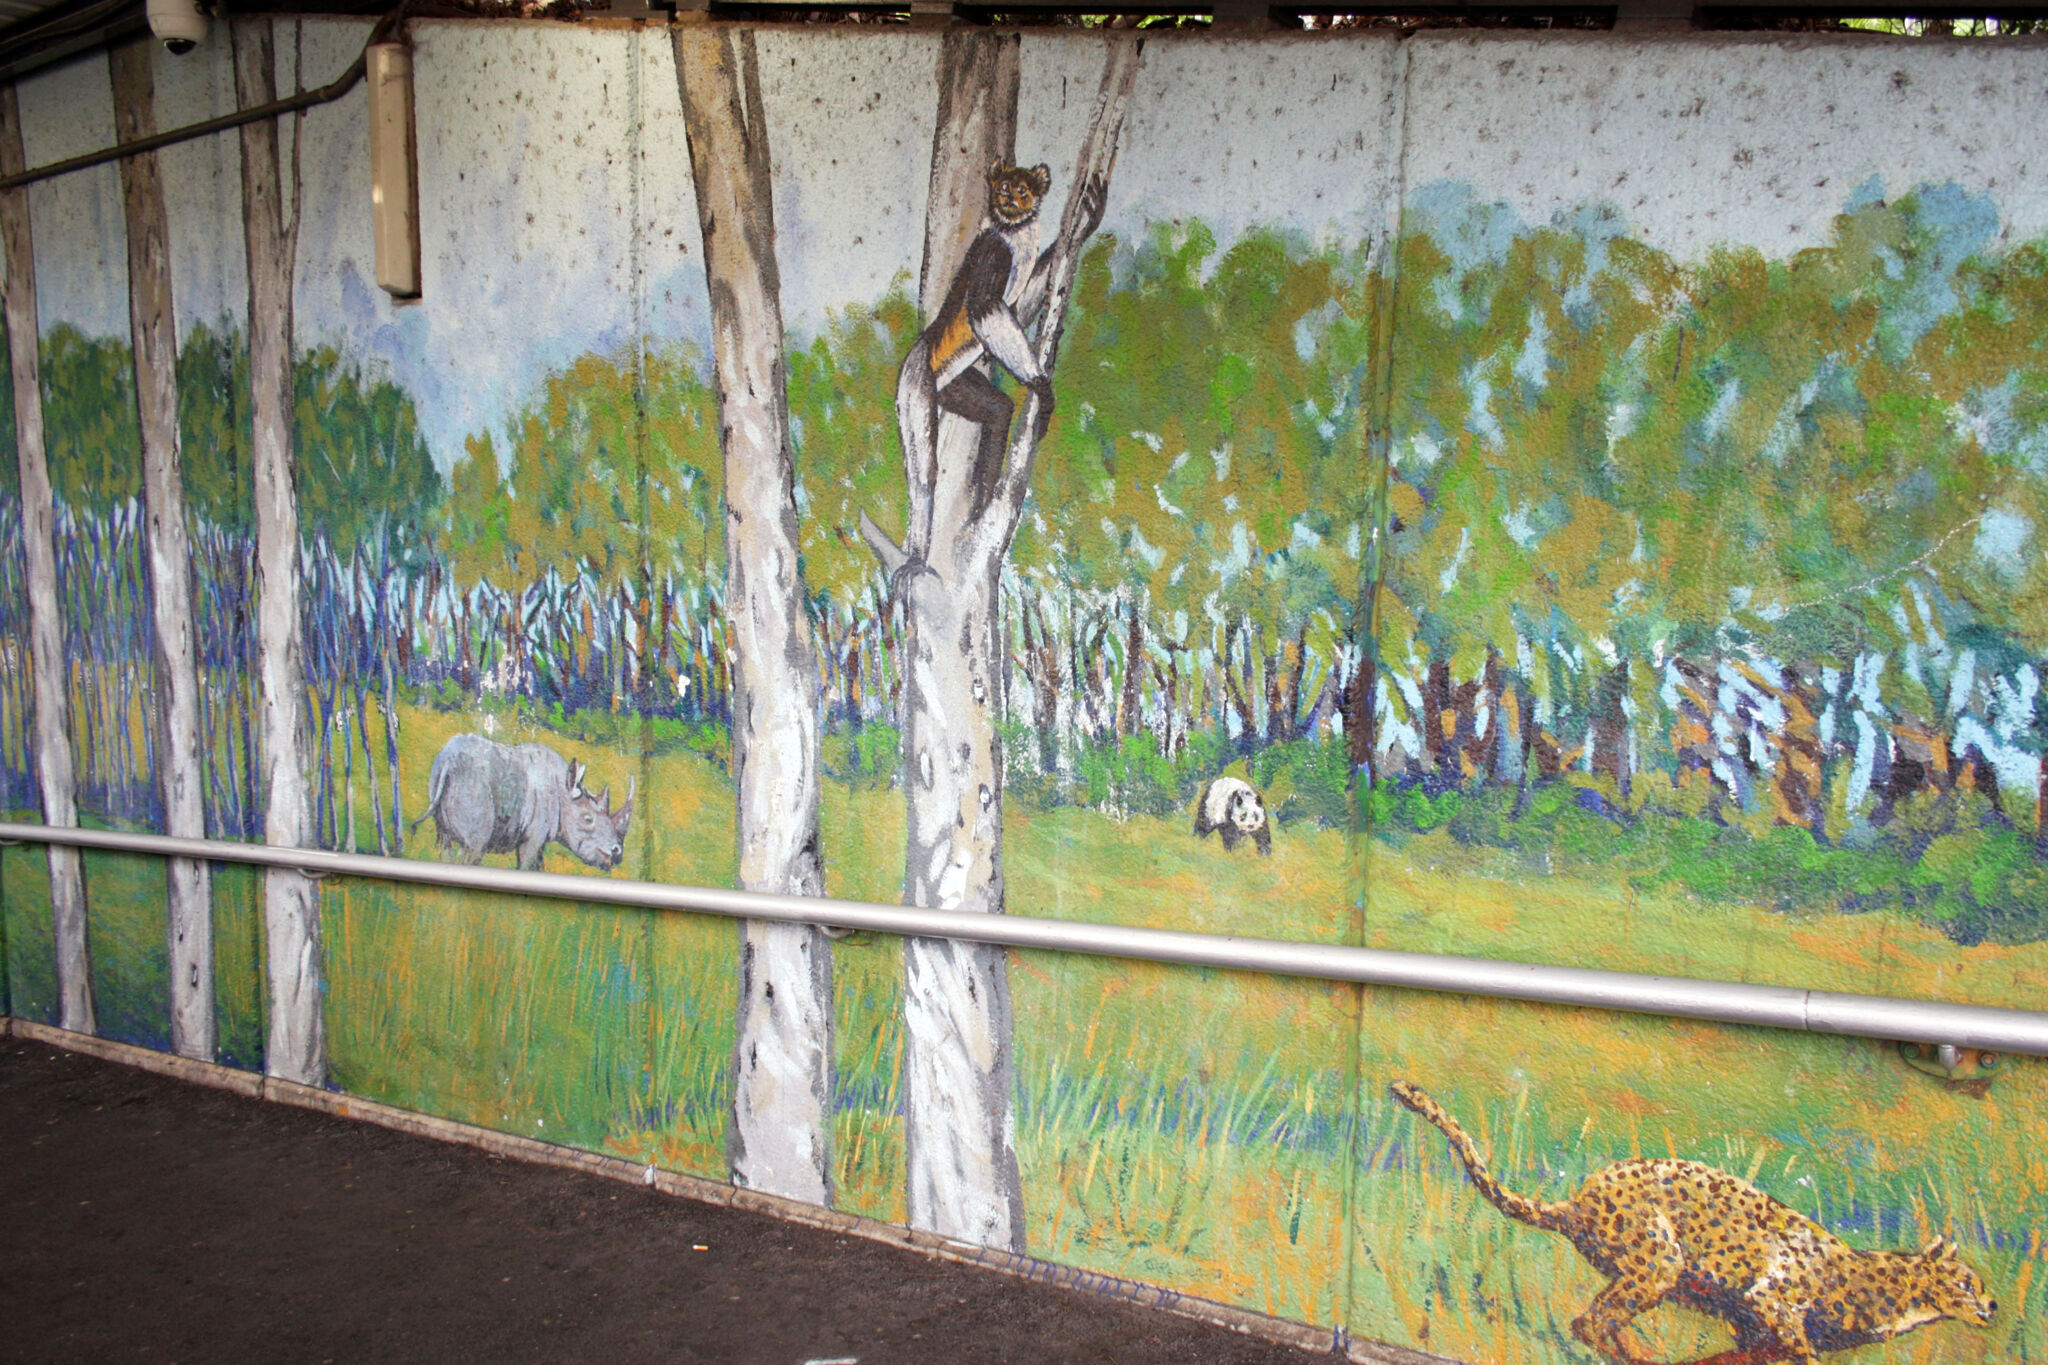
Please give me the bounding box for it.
[1390,1081,1577,1235]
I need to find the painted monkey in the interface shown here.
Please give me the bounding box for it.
[896,160,1106,521]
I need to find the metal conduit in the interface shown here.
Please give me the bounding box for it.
[5,819,2047,1055]
[0,3,409,196]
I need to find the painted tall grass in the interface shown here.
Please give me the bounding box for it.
[0,833,265,1065]
[290,704,2048,1360]
[0,840,54,1024]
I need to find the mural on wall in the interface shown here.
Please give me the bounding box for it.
[2,19,2046,1365]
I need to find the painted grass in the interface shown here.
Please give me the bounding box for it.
[1,820,263,1067]
[326,876,736,1165]
[1366,828,2048,1010]
[14,702,2048,1362]
[0,839,56,1025]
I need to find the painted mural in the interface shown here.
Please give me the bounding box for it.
[1,18,2045,1364]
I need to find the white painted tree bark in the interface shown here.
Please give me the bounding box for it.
[110,41,212,1060]
[0,82,94,1035]
[674,25,834,1205]
[236,19,324,1086]
[860,34,1142,1252]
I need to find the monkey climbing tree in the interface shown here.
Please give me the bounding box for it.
[861,32,1144,1252]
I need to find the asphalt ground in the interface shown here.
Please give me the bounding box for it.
[0,1036,1338,1365]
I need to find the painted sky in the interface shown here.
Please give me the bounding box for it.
[13,24,2048,472]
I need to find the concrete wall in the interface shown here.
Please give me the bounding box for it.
[2,19,2044,1360]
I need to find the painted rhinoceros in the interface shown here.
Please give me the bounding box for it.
[412,734,632,871]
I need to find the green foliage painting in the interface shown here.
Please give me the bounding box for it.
[1369,184,2048,954]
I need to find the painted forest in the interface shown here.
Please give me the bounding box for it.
[5,177,2048,954]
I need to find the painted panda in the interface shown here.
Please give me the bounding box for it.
[1193,776,1271,855]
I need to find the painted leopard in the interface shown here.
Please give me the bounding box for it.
[1389,1080,1997,1365]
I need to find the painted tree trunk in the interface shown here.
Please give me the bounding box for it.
[897,564,1018,1243]
[1589,661,1632,796]
[1222,620,1258,746]
[1344,642,1378,781]
[111,41,213,1061]
[1772,665,1828,841]
[2036,680,2048,852]
[1020,592,1063,770]
[674,24,834,1207]
[1422,657,1451,779]
[236,19,325,1087]
[0,83,94,1035]
[862,33,1142,1251]
[1117,598,1143,739]
[1265,623,1307,745]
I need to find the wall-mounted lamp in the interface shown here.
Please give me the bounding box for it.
[367,41,420,299]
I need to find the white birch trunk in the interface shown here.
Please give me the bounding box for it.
[236,19,324,1086]
[110,41,212,1060]
[674,24,834,1206]
[0,82,94,1035]
[861,34,1142,1251]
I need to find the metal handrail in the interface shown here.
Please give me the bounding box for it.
[4,818,2046,1054]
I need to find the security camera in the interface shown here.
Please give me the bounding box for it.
[147,0,207,53]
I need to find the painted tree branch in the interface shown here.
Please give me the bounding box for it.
[905,34,1021,564]
[0,81,94,1035]
[858,508,909,581]
[974,36,1142,570]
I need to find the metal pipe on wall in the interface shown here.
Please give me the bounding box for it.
[0,3,410,197]
[5,819,2046,1054]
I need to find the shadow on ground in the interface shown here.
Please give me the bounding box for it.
[0,1037,1333,1364]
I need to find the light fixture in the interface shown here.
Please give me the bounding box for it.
[367,41,420,300]
[147,0,207,54]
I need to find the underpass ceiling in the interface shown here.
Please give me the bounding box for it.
[0,0,2036,129]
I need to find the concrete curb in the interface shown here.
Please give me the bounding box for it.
[2,1015,1460,1365]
